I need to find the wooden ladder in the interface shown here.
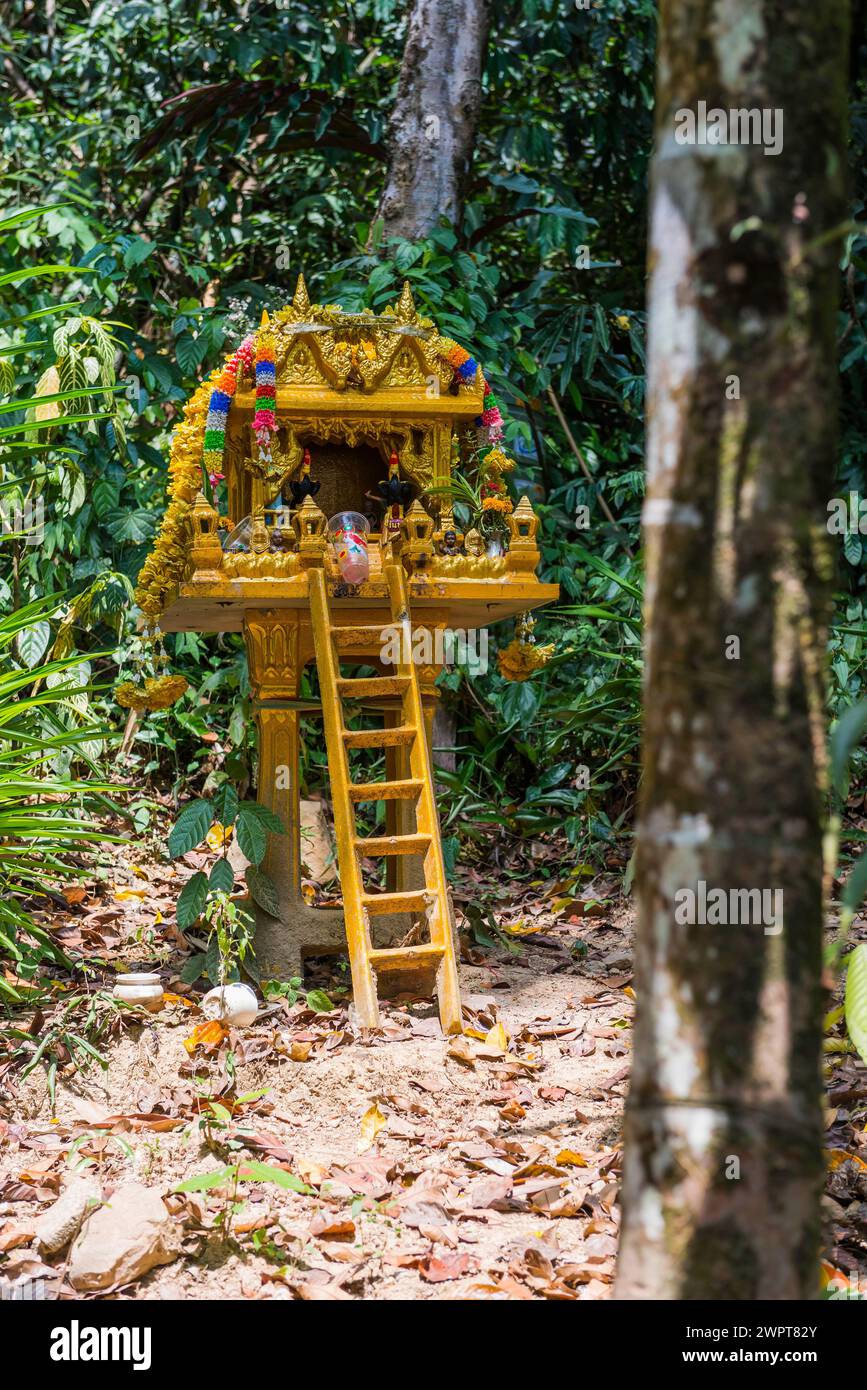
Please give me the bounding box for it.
[308,564,463,1034]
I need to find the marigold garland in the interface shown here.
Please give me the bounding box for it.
[497,638,555,683]
[115,674,189,712]
[497,614,554,683]
[134,373,213,620]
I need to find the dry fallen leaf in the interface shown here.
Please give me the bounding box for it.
[290,1041,313,1062]
[206,823,233,850]
[182,1019,228,1055]
[499,1101,526,1122]
[418,1252,475,1283]
[310,1214,355,1239]
[484,1021,510,1054]
[295,1156,330,1186]
[447,1037,476,1068]
[555,1148,589,1168]
[359,1103,387,1151]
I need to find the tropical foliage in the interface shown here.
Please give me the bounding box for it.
[0,0,865,975]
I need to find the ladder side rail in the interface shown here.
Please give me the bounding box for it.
[384,564,462,1033]
[308,568,380,1027]
[384,566,460,949]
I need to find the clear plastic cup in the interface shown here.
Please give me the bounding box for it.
[327,511,370,584]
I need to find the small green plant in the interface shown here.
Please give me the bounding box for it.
[168,784,285,984]
[175,1160,311,1241]
[462,902,522,956]
[192,1085,269,1154]
[262,977,336,1012]
[67,1131,134,1170]
[6,988,120,1111]
[202,890,255,986]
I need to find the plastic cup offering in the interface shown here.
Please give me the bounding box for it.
[327,511,370,584]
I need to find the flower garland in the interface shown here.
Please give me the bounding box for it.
[497,615,555,684]
[478,378,503,440]
[116,674,189,712]
[134,374,213,620]
[253,310,276,463]
[436,336,503,442]
[202,336,254,487]
[479,443,514,515]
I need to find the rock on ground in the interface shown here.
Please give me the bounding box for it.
[35,1173,101,1255]
[68,1182,181,1292]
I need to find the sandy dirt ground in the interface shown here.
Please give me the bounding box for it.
[1,838,865,1301]
[0,846,635,1302]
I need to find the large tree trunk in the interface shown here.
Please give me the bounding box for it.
[617,0,849,1300]
[374,0,489,239]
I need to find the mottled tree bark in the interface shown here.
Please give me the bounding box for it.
[374,0,489,239]
[617,1,849,1299]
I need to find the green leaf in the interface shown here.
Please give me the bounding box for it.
[168,798,213,857]
[238,799,285,834]
[305,988,335,1013]
[235,808,267,866]
[175,1166,235,1193]
[176,871,208,930]
[245,865,280,917]
[92,478,119,518]
[106,507,154,544]
[16,621,51,669]
[845,942,867,1065]
[205,934,222,985]
[237,1160,311,1193]
[843,847,867,912]
[179,952,206,984]
[500,680,541,726]
[176,331,208,376]
[209,858,235,894]
[123,238,155,268]
[831,700,867,796]
[212,783,239,827]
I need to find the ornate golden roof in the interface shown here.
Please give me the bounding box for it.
[232,275,483,408]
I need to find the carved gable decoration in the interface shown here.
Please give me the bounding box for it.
[229,275,467,400]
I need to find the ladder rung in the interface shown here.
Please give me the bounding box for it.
[362,889,431,917]
[337,676,409,700]
[342,725,416,750]
[356,833,431,857]
[348,778,422,802]
[331,625,393,650]
[368,945,445,973]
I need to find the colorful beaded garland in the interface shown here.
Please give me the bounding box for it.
[202,335,254,481]
[253,310,276,460]
[437,336,503,442]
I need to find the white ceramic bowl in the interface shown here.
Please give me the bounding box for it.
[113,972,163,1012]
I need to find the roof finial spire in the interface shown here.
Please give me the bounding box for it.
[292,274,311,315]
[396,280,416,324]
